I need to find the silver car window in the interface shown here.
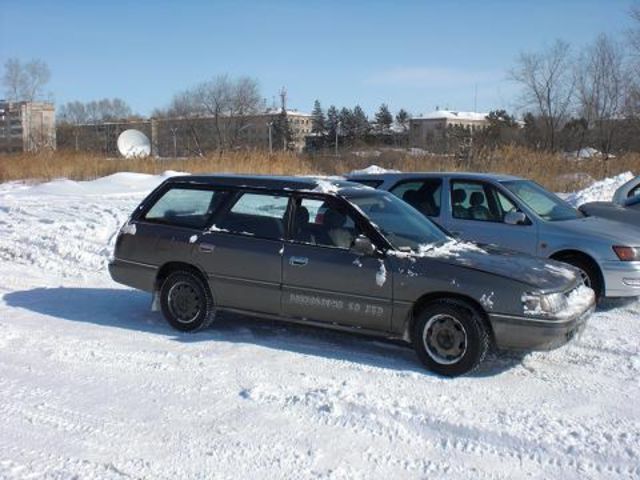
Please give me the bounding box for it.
[502,180,581,221]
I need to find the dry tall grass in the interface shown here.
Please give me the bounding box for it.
[1,146,638,192]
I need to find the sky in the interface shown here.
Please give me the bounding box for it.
[0,0,636,118]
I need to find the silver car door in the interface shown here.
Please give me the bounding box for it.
[446,179,538,255]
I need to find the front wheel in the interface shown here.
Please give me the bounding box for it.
[558,255,603,301]
[160,270,215,332]
[413,301,489,377]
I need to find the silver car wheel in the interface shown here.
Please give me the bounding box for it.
[167,281,201,324]
[423,314,468,365]
[576,268,591,288]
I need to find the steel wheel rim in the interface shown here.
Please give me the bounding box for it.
[423,314,468,365]
[168,281,202,324]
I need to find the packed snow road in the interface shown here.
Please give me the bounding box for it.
[0,172,638,479]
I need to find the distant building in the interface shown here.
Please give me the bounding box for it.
[409,110,489,149]
[0,101,56,153]
[56,109,313,156]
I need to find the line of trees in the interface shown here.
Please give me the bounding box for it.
[508,7,640,156]
[307,100,411,150]
[57,98,135,124]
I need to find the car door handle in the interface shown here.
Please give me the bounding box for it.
[199,243,215,253]
[289,256,308,266]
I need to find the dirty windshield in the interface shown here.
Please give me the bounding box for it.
[347,191,448,250]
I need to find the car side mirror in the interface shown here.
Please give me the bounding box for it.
[504,211,527,225]
[352,234,376,256]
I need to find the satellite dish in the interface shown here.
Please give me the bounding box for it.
[117,129,151,158]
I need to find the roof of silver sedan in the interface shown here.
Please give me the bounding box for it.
[346,171,524,182]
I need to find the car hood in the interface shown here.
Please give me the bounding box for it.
[546,215,640,244]
[400,241,579,292]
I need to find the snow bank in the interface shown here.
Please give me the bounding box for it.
[565,171,634,207]
[350,165,401,175]
[8,171,188,197]
[0,171,187,278]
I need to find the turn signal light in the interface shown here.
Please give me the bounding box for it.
[613,246,640,261]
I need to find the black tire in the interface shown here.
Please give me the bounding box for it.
[413,300,489,377]
[160,270,215,332]
[558,255,603,301]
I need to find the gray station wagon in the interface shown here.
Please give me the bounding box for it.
[109,175,594,376]
[347,171,640,300]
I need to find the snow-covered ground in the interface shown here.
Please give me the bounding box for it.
[0,172,639,479]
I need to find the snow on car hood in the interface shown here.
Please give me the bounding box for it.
[394,240,579,292]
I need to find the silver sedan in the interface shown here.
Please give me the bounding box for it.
[347,171,640,300]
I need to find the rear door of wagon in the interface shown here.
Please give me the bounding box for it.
[194,190,289,316]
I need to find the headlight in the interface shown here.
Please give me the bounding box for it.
[522,291,568,316]
[613,246,640,261]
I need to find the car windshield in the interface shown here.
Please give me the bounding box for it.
[501,180,582,221]
[346,191,449,250]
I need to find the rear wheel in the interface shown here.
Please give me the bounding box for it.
[160,270,215,332]
[413,301,489,377]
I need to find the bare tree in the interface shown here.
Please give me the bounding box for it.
[629,4,640,60]
[23,59,51,101]
[160,75,264,152]
[57,101,89,151]
[511,40,575,150]
[575,34,627,156]
[1,58,50,102]
[2,58,25,101]
[58,101,88,124]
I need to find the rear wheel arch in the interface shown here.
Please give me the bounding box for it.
[155,261,210,293]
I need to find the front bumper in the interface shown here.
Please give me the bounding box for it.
[489,304,594,351]
[601,260,640,297]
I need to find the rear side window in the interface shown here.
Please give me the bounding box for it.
[390,179,442,217]
[216,192,289,240]
[143,187,222,229]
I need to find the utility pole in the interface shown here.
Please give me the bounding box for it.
[170,127,178,158]
[267,121,273,154]
[335,120,341,157]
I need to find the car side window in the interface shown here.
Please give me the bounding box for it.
[450,181,516,223]
[390,179,442,217]
[216,192,289,240]
[143,187,222,229]
[291,197,360,249]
